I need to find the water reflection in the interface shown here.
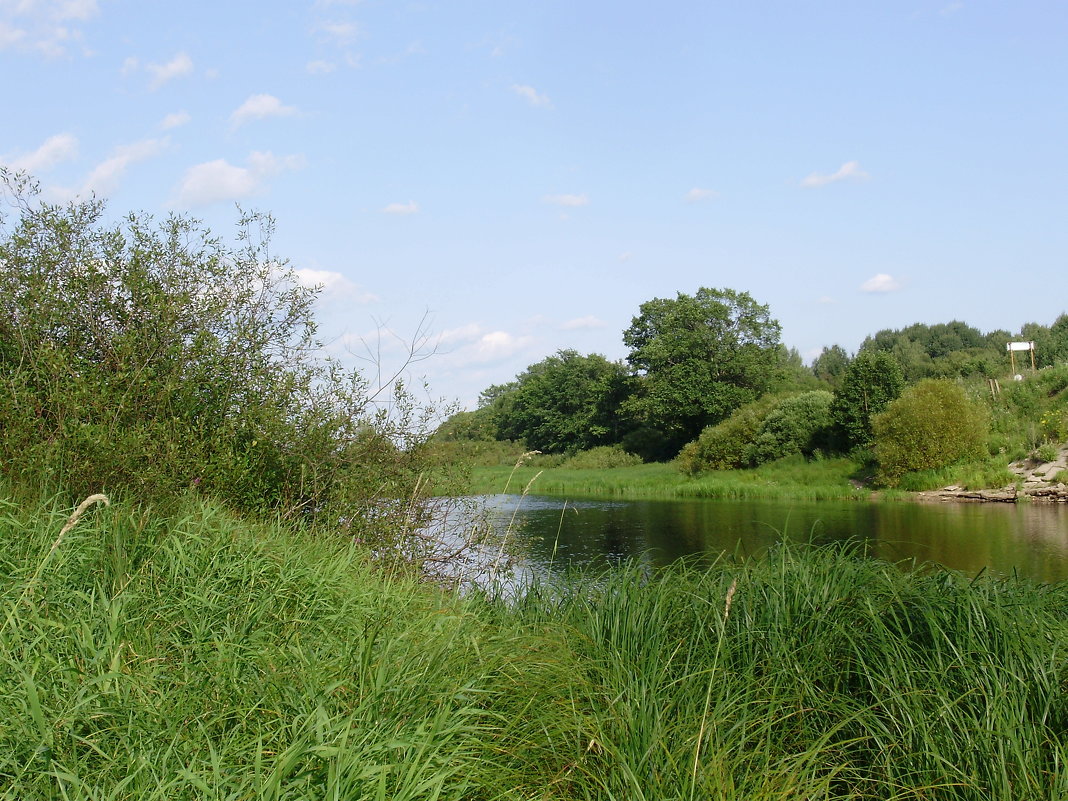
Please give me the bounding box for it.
[476,494,1068,582]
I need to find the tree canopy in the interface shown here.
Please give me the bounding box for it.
[621,287,782,455]
[489,350,631,453]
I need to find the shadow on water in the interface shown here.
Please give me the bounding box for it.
[472,493,1068,582]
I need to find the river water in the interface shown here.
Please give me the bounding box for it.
[472,494,1068,582]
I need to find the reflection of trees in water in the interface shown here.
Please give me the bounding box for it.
[468,494,1068,582]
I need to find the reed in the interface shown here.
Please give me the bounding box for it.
[3,488,1066,799]
[468,456,868,502]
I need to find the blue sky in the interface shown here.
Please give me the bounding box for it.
[3,0,1066,408]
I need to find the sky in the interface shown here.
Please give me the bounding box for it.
[2,0,1067,410]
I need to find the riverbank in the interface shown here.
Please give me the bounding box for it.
[4,490,1066,799]
[469,456,872,501]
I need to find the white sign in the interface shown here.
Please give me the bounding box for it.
[1006,341,1035,352]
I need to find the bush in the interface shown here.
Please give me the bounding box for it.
[0,170,441,534]
[561,446,644,469]
[677,393,787,474]
[748,391,834,465]
[873,379,988,486]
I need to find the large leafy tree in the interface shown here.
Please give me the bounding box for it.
[621,287,782,455]
[492,350,632,453]
[830,350,905,449]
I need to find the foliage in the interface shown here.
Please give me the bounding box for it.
[0,493,583,800]
[811,344,851,389]
[487,349,632,453]
[621,287,782,456]
[432,407,497,442]
[560,445,643,469]
[873,379,989,486]
[861,320,999,381]
[0,170,442,531]
[891,456,1015,492]
[830,350,906,449]
[749,390,835,466]
[8,494,1068,799]
[469,455,866,502]
[982,364,1068,459]
[677,393,788,474]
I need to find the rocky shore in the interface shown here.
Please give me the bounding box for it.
[915,447,1068,503]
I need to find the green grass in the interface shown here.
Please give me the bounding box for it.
[4,487,1068,799]
[467,455,870,501]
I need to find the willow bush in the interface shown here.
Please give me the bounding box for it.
[872,379,988,486]
[0,169,446,535]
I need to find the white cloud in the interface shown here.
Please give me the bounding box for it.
[437,323,484,346]
[382,200,419,215]
[859,273,901,293]
[0,21,26,49]
[317,20,360,44]
[306,59,335,74]
[434,323,536,367]
[229,94,298,128]
[801,160,869,188]
[618,251,633,262]
[940,2,964,16]
[543,193,589,207]
[0,0,97,56]
[685,187,717,203]
[292,268,378,303]
[159,110,190,130]
[817,295,835,304]
[119,55,138,75]
[173,150,305,208]
[466,331,535,363]
[82,137,167,195]
[560,315,606,331]
[147,51,193,90]
[511,83,551,107]
[3,132,78,173]
[53,0,98,21]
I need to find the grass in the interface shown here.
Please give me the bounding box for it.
[466,455,870,502]
[3,487,1068,799]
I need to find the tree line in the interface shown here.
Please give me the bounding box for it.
[440,286,1068,482]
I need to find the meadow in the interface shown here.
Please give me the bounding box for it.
[4,487,1067,799]
[466,455,872,502]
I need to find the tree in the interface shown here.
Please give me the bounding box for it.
[830,350,905,449]
[873,379,988,485]
[491,350,632,453]
[812,345,851,389]
[621,287,782,456]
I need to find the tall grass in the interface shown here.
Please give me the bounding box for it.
[0,491,584,800]
[467,456,868,502]
[3,488,1067,799]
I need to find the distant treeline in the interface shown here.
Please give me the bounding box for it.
[437,287,1068,485]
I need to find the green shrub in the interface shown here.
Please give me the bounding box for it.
[677,393,787,474]
[873,379,988,486]
[1034,442,1059,463]
[0,170,442,534]
[561,445,644,469]
[748,391,834,465]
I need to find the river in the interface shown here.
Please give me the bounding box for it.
[471,494,1068,582]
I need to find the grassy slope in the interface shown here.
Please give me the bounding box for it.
[3,489,1068,799]
[468,456,869,501]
